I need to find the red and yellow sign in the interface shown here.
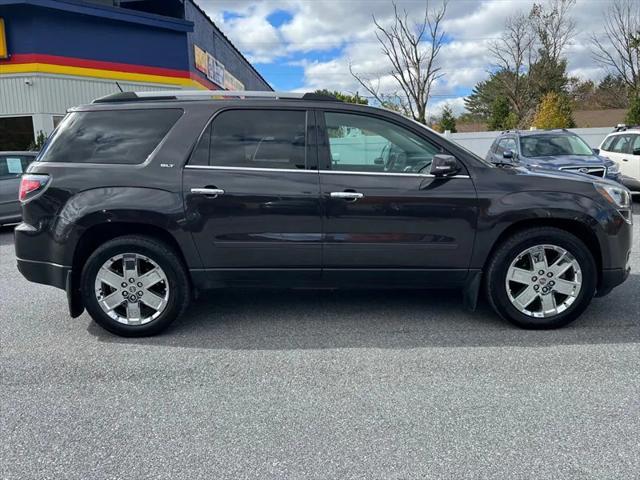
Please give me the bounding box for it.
[0,19,8,59]
[194,45,208,75]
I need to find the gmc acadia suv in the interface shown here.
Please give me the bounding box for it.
[15,91,633,336]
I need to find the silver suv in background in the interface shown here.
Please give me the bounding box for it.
[0,152,37,226]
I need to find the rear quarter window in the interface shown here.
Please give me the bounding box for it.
[39,109,182,164]
[600,135,617,151]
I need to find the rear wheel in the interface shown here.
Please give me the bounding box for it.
[485,227,597,329]
[81,235,190,336]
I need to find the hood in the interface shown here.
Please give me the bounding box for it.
[520,154,610,169]
[511,164,620,187]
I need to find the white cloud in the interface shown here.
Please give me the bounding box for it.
[199,0,622,112]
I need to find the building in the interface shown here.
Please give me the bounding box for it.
[0,0,272,150]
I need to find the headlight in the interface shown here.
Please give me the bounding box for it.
[594,183,631,209]
[607,162,620,174]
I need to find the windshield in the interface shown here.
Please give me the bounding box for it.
[519,134,594,158]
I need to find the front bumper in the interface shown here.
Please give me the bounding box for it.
[596,267,631,297]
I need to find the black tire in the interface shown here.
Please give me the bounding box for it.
[81,235,190,337]
[485,227,597,329]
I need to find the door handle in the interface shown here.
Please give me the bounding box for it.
[622,158,629,162]
[191,187,225,198]
[330,191,364,201]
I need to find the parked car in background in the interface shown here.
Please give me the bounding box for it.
[596,125,640,195]
[486,129,622,184]
[15,91,632,337]
[0,151,37,226]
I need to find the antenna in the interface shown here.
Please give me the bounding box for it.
[115,81,124,93]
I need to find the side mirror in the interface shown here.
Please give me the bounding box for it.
[430,154,460,177]
[503,149,514,159]
[593,148,600,155]
[373,157,384,165]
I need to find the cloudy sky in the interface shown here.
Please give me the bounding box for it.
[198,0,617,116]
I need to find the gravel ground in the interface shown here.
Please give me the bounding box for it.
[1,205,639,479]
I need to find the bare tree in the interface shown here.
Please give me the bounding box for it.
[530,0,576,64]
[350,1,447,124]
[487,0,576,125]
[591,0,640,94]
[489,13,536,119]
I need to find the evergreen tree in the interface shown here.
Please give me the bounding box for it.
[438,105,457,132]
[625,95,640,125]
[487,97,512,131]
[27,131,47,151]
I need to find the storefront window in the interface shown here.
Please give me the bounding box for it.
[0,116,35,151]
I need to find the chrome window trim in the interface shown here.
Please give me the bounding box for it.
[319,170,470,179]
[184,165,316,174]
[184,165,471,178]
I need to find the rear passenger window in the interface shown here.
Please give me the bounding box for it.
[39,109,182,164]
[191,110,307,169]
[609,135,632,153]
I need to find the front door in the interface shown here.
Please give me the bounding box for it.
[183,108,321,286]
[317,110,478,287]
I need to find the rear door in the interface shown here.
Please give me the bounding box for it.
[183,108,322,285]
[317,110,477,287]
[601,134,632,174]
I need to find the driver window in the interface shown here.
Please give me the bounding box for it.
[324,112,440,173]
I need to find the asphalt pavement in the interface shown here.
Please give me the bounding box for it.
[1,206,639,479]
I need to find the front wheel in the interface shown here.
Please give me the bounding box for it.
[81,235,190,337]
[485,227,597,329]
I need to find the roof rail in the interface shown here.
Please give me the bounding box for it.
[93,90,342,104]
[613,123,640,132]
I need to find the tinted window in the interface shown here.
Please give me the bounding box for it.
[324,112,439,173]
[190,123,212,167]
[192,110,307,170]
[0,155,35,180]
[39,109,182,164]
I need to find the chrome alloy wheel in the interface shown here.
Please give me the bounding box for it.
[505,244,582,318]
[94,253,170,325]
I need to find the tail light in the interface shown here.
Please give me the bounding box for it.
[19,174,49,202]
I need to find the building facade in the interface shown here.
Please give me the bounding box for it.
[0,0,271,150]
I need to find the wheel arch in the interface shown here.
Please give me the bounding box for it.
[482,218,603,290]
[68,222,196,318]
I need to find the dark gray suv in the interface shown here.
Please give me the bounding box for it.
[14,91,633,336]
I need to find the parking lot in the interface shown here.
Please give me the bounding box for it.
[1,205,639,479]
